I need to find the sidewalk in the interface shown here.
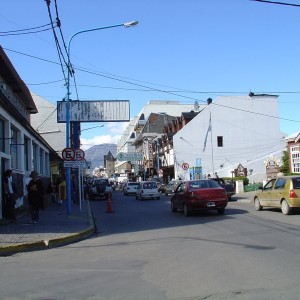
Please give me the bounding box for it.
[0,199,95,256]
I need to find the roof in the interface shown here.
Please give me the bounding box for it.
[0,46,37,113]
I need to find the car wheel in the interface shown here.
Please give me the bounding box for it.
[183,204,190,217]
[217,208,225,215]
[157,196,160,200]
[254,197,263,211]
[165,193,168,196]
[171,201,177,212]
[136,194,139,200]
[281,199,291,215]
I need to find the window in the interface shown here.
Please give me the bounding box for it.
[33,143,38,171]
[0,119,4,152]
[40,148,44,174]
[217,136,223,147]
[274,178,286,189]
[24,136,30,171]
[11,126,18,169]
[45,152,49,176]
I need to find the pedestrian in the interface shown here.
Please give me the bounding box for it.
[3,169,17,222]
[27,171,44,224]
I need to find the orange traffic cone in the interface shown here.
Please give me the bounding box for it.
[106,193,114,213]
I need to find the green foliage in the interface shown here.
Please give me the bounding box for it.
[223,176,249,186]
[280,150,289,173]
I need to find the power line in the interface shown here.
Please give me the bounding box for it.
[251,0,300,7]
[2,47,300,124]
[0,22,54,34]
[0,27,54,37]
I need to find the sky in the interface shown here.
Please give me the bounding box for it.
[1,0,300,150]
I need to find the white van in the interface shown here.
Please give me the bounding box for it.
[136,181,160,200]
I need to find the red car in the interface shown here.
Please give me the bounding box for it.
[170,179,228,216]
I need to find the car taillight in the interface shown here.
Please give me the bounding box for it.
[290,189,297,198]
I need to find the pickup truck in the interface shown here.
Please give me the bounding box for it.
[212,178,235,200]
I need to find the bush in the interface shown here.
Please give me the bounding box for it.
[223,176,249,186]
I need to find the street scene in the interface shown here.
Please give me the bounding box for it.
[2,192,300,299]
[1,1,300,299]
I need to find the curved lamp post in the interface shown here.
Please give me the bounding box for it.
[65,21,138,214]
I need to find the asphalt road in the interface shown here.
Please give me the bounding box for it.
[1,191,300,300]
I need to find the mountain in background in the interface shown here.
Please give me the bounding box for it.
[84,143,117,170]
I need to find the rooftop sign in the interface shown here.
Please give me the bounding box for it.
[57,100,130,123]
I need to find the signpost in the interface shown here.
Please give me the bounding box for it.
[62,148,86,212]
[117,152,143,161]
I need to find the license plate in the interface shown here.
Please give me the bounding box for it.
[207,202,215,207]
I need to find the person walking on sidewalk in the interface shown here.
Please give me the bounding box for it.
[3,169,17,222]
[27,171,44,224]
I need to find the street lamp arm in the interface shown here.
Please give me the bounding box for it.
[68,21,138,51]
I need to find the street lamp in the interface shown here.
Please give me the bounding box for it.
[65,20,138,214]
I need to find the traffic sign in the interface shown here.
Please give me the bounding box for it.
[117,152,143,161]
[64,161,88,168]
[182,162,189,170]
[74,149,85,161]
[62,148,75,161]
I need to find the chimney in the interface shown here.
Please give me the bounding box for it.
[207,98,212,105]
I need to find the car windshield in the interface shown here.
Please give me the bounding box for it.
[128,183,139,187]
[143,182,157,189]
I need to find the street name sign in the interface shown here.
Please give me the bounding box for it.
[64,161,88,168]
[117,152,143,161]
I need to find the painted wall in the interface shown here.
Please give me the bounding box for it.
[173,95,286,182]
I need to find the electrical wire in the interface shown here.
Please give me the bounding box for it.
[44,0,68,83]
[53,0,79,100]
[251,0,300,7]
[0,22,54,34]
[0,27,54,37]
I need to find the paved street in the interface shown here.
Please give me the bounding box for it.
[1,191,300,299]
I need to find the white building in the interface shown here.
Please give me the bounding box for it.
[30,92,66,156]
[173,94,286,182]
[116,100,199,180]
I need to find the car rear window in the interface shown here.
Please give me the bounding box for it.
[143,182,157,189]
[189,180,220,190]
[292,177,300,189]
[128,183,139,187]
[95,179,109,186]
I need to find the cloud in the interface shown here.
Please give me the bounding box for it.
[80,122,129,150]
[80,134,121,150]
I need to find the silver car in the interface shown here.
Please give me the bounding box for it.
[136,181,160,200]
[123,182,139,196]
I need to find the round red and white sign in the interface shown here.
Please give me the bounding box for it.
[75,149,85,161]
[62,148,75,161]
[182,163,189,170]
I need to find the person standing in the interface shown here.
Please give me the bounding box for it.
[3,169,17,222]
[27,171,44,224]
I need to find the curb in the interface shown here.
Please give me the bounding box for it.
[0,200,96,256]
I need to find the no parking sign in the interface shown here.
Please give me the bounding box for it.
[182,163,189,170]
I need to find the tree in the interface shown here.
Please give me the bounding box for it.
[280,150,289,174]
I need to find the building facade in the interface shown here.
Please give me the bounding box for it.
[173,94,286,183]
[0,46,60,219]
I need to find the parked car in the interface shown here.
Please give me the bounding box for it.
[170,179,228,216]
[123,182,139,196]
[254,176,300,215]
[165,180,182,196]
[212,178,235,200]
[88,178,112,200]
[136,181,160,200]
